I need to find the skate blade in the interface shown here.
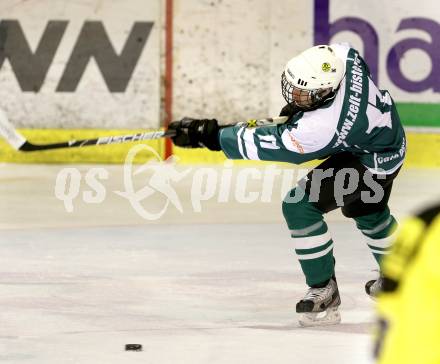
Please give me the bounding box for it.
[298,307,341,327]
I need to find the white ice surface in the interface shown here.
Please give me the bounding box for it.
[1,164,439,364]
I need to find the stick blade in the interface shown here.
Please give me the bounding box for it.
[0,109,26,150]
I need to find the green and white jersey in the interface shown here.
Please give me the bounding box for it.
[219,43,406,175]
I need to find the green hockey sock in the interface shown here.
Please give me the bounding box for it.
[282,188,335,286]
[354,207,398,265]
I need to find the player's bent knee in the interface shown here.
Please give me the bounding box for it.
[282,188,323,229]
[282,188,303,221]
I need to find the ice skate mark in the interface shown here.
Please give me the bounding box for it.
[299,321,373,334]
[239,323,300,331]
[240,322,372,334]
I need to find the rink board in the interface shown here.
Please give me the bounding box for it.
[0,129,439,167]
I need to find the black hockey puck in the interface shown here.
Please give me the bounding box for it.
[125,344,142,351]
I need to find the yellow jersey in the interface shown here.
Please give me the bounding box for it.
[375,204,440,364]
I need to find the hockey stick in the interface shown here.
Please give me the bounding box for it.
[0,109,175,152]
[0,109,288,152]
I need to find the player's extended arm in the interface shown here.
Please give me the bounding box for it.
[168,116,326,164]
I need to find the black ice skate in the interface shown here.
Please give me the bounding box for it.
[296,278,341,327]
[365,275,384,299]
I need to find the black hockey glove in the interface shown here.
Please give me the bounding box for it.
[279,103,300,119]
[168,117,221,151]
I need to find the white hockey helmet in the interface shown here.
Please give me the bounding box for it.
[281,45,345,110]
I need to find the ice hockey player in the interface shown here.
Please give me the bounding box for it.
[374,203,440,364]
[168,43,406,327]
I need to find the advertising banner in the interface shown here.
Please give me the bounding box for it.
[0,0,160,129]
[270,0,440,126]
